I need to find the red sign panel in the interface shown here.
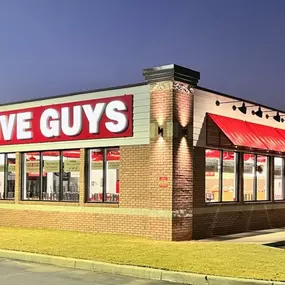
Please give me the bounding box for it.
[0,95,133,145]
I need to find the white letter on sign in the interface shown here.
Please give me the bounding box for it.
[61,106,82,136]
[17,112,33,139]
[40,108,60,138]
[105,101,128,133]
[0,114,16,140]
[82,103,106,134]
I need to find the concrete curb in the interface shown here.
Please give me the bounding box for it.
[0,249,283,285]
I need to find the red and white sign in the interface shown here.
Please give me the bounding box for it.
[0,95,133,145]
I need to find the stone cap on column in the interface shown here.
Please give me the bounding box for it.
[143,64,200,86]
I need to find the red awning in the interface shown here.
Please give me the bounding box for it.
[245,122,285,153]
[208,113,267,150]
[208,113,285,152]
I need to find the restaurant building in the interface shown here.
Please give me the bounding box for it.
[1,64,285,240]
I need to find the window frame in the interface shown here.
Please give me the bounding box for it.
[86,147,120,204]
[273,156,285,201]
[205,149,276,204]
[0,152,16,200]
[243,153,270,202]
[21,150,81,202]
[205,148,239,203]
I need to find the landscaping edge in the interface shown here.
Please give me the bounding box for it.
[0,249,283,285]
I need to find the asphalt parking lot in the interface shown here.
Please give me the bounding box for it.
[0,258,177,285]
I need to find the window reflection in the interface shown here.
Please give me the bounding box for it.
[23,152,40,200]
[62,150,80,202]
[22,150,80,202]
[243,154,269,201]
[243,154,255,201]
[274,157,283,200]
[7,153,16,199]
[106,148,120,202]
[87,148,120,203]
[88,149,103,202]
[205,149,221,202]
[0,154,5,199]
[205,150,238,203]
[256,155,269,201]
[42,151,60,201]
[222,152,237,202]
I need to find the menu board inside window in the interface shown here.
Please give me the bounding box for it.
[44,161,59,172]
[26,161,40,173]
[108,161,120,169]
[92,161,103,170]
[64,160,80,172]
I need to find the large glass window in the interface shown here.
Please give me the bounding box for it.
[87,148,120,203]
[22,150,80,202]
[88,149,103,202]
[23,152,41,200]
[243,154,269,201]
[42,151,60,201]
[7,153,16,199]
[257,155,269,201]
[62,150,80,201]
[0,154,5,199]
[222,151,238,202]
[274,157,284,200]
[106,148,120,202]
[205,150,220,202]
[243,154,255,201]
[0,153,15,200]
[205,149,238,203]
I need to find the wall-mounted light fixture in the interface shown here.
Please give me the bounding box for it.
[265,111,285,122]
[215,100,241,106]
[158,126,164,137]
[182,127,187,137]
[251,107,263,118]
[274,112,284,123]
[232,103,258,115]
[232,102,247,114]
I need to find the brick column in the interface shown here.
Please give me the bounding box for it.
[79,148,85,205]
[144,64,200,241]
[15,152,21,203]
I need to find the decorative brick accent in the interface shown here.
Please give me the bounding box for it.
[172,81,194,241]
[79,148,85,205]
[15,152,21,204]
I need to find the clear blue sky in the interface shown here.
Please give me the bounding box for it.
[0,0,284,108]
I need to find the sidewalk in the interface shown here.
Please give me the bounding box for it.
[200,228,285,245]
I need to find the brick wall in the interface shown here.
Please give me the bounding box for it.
[192,144,285,240]
[0,80,175,241]
[193,205,285,239]
[172,82,194,240]
[0,208,172,239]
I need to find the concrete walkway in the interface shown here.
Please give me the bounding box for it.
[200,228,285,245]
